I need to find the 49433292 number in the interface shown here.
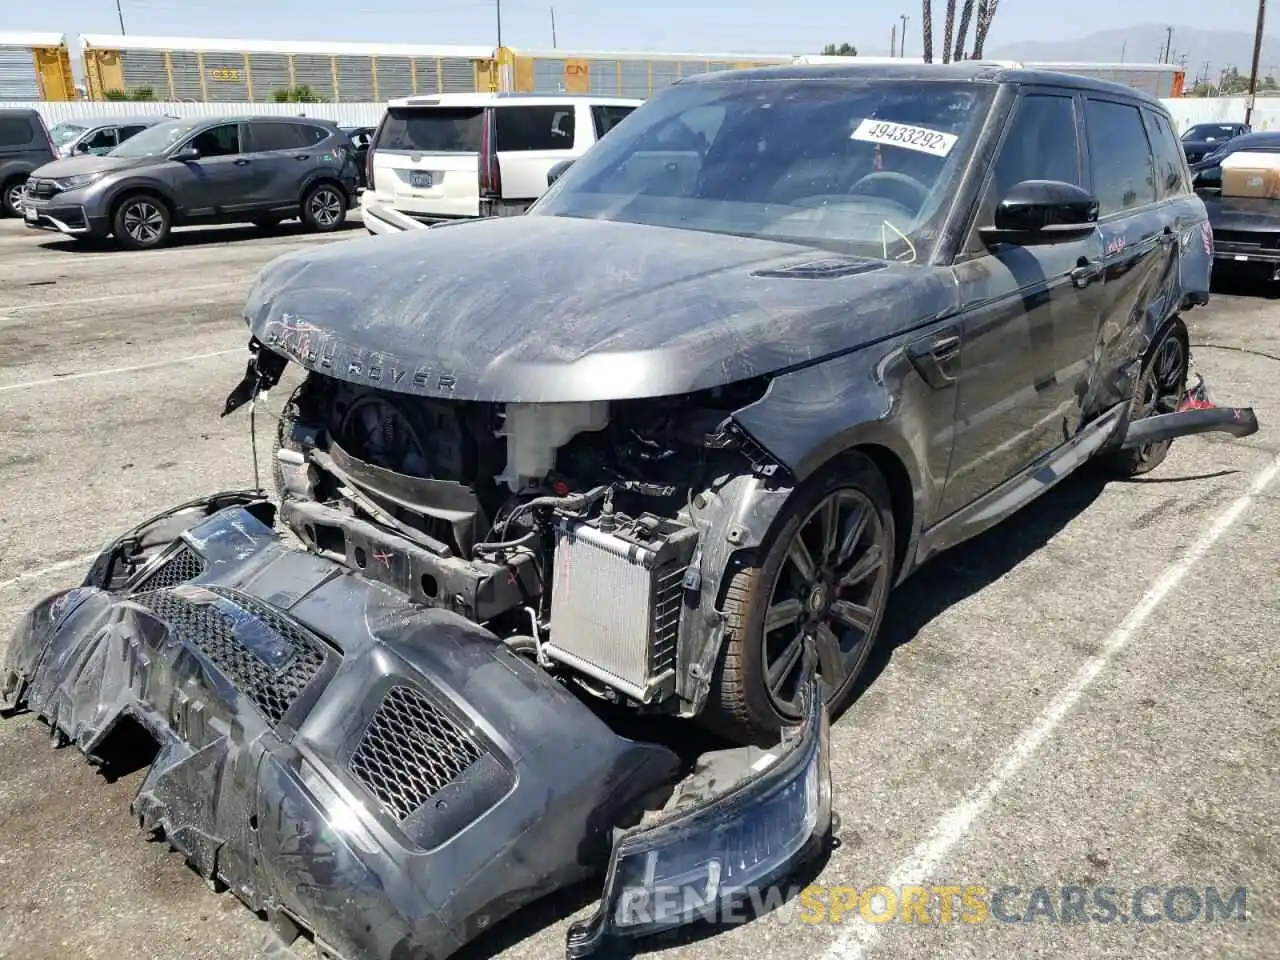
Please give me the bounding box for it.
[851,118,959,157]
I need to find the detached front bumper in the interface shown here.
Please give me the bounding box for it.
[3,493,832,960]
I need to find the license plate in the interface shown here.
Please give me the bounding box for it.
[24,205,37,222]
[1235,254,1249,261]
[410,171,433,188]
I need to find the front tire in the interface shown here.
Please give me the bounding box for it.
[1099,319,1189,477]
[112,194,171,249]
[2,176,27,217]
[300,182,346,232]
[706,452,896,745]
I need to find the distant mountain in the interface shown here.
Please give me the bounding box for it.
[989,24,1280,82]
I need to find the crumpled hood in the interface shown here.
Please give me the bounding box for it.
[244,215,957,402]
[31,153,146,179]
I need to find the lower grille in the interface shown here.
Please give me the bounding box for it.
[132,543,206,593]
[349,683,485,822]
[133,585,328,724]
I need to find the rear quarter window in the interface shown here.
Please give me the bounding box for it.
[376,107,483,153]
[495,105,576,151]
[0,117,35,147]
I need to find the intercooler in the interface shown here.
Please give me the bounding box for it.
[545,514,699,703]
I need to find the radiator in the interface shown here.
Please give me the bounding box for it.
[545,514,698,703]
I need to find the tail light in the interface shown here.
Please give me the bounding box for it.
[478,107,502,199]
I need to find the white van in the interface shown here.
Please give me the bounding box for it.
[360,92,642,234]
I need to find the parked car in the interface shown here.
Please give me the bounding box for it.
[3,63,1259,960]
[47,115,170,159]
[1191,131,1280,277]
[21,115,360,249]
[0,108,56,217]
[340,124,375,189]
[359,92,641,234]
[1181,121,1250,164]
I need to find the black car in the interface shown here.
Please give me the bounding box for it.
[0,108,56,217]
[1181,121,1250,164]
[1191,131,1280,277]
[3,63,1258,960]
[341,124,375,189]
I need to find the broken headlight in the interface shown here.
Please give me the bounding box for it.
[566,676,832,957]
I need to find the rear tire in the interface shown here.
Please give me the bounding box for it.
[300,182,346,232]
[705,452,896,745]
[1099,319,1190,477]
[2,176,27,217]
[112,193,171,249]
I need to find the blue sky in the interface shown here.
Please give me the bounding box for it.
[15,0,1273,57]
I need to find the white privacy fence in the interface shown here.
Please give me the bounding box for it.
[12,94,1280,137]
[11,99,386,127]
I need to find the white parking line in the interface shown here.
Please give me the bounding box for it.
[821,451,1280,960]
[0,348,243,393]
[5,281,247,313]
[0,552,100,593]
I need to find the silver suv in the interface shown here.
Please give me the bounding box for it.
[23,115,359,249]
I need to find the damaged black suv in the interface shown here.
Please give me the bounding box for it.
[4,62,1258,960]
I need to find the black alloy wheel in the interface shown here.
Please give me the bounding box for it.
[762,488,892,717]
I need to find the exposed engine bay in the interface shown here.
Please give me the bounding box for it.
[267,359,775,709]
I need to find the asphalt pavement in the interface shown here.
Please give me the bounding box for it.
[0,214,1276,960]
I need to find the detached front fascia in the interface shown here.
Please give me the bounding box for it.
[2,494,833,960]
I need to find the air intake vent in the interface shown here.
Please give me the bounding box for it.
[131,543,205,593]
[133,585,328,725]
[350,684,485,822]
[752,257,887,279]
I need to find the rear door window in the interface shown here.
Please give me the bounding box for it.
[0,116,34,147]
[119,124,149,140]
[375,106,484,153]
[1143,109,1190,198]
[495,105,575,151]
[250,121,311,151]
[1084,98,1157,215]
[591,105,635,140]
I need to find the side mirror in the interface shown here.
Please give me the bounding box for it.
[1193,166,1222,192]
[547,158,575,186]
[172,146,200,162]
[979,180,1098,245]
[75,141,92,154]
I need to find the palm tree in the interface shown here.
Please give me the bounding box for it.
[942,0,957,63]
[922,0,934,61]
[953,0,975,60]
[972,0,1000,59]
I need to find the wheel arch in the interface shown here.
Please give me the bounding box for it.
[299,174,349,206]
[105,181,178,221]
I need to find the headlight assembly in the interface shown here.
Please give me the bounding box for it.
[53,172,106,191]
[566,674,833,958]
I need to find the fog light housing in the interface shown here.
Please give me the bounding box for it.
[565,675,832,957]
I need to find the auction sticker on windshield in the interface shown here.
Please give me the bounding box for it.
[851,118,958,157]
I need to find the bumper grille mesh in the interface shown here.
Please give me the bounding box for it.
[133,585,326,724]
[132,543,206,593]
[350,684,484,821]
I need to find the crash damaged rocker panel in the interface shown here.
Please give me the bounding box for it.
[1,499,834,960]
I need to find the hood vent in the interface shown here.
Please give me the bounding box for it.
[752,257,888,280]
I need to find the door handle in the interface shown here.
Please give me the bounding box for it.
[294,154,310,160]
[1070,257,1103,287]
[906,329,961,389]
[233,159,250,166]
[1161,225,1177,247]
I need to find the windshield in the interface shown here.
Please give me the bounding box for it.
[1184,124,1240,141]
[48,122,88,147]
[108,119,202,158]
[528,78,994,263]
